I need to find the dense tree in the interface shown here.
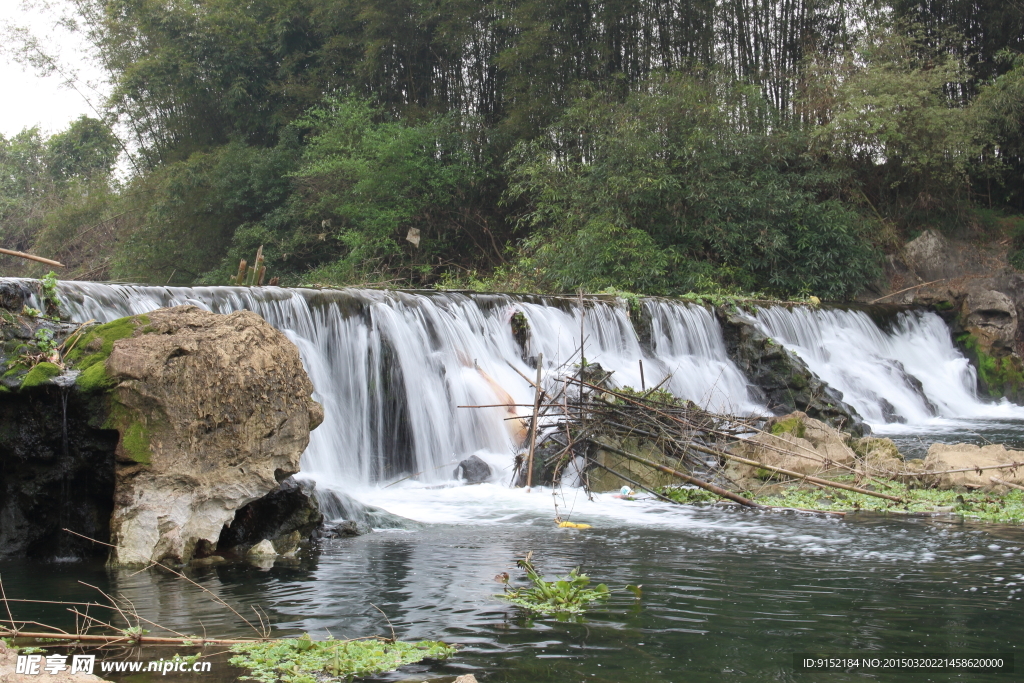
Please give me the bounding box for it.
[2,0,1021,297]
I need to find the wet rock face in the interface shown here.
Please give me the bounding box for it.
[0,388,118,560]
[104,305,324,566]
[718,310,866,436]
[453,454,492,483]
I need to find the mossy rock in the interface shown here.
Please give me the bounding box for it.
[770,415,806,439]
[956,331,1024,401]
[20,362,62,389]
[65,315,150,374]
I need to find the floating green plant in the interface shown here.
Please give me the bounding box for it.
[229,635,457,683]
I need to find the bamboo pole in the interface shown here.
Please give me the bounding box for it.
[585,438,762,508]
[1,630,262,645]
[991,477,1024,491]
[525,353,543,491]
[685,442,904,503]
[0,248,64,268]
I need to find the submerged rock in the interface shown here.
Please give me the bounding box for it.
[102,306,324,566]
[453,454,492,483]
[246,539,278,557]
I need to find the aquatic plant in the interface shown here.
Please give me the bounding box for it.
[497,552,610,615]
[229,634,457,683]
[736,481,1024,524]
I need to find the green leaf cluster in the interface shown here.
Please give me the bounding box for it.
[499,556,610,615]
[229,635,457,683]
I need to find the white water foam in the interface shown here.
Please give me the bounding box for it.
[751,306,1024,427]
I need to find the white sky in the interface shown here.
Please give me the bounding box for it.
[0,0,109,138]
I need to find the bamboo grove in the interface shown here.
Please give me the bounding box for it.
[2,0,1023,297]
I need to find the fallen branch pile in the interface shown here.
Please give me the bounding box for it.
[509,361,908,510]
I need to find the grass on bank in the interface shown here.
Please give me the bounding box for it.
[662,482,1024,524]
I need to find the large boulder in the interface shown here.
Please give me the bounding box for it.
[922,443,1024,489]
[731,411,858,477]
[102,306,323,565]
[961,287,1018,354]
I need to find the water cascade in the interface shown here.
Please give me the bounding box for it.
[750,305,1024,425]
[48,283,757,491]
[17,281,1020,494]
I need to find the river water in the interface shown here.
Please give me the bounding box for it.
[3,282,1024,680]
[3,486,1023,682]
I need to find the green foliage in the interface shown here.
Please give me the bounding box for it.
[40,272,60,317]
[6,2,1024,292]
[292,96,487,287]
[229,635,457,683]
[505,74,881,299]
[44,116,119,182]
[614,385,682,406]
[747,482,1024,525]
[498,553,610,615]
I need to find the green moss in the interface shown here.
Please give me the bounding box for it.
[932,300,954,311]
[770,416,806,438]
[121,421,152,464]
[64,314,150,371]
[103,400,153,464]
[20,362,62,389]
[76,362,115,392]
[958,332,1024,398]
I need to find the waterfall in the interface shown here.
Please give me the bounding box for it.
[751,306,1024,425]
[41,283,757,489]
[15,279,1018,491]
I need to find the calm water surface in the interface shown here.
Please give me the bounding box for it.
[3,484,1023,682]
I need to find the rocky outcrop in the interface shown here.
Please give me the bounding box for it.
[0,641,112,683]
[865,229,1024,401]
[729,411,858,479]
[718,310,866,435]
[922,443,1024,490]
[98,306,324,565]
[0,387,117,560]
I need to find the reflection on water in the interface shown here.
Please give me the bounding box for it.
[3,485,1023,682]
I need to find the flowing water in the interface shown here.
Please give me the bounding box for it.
[5,281,1024,681]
